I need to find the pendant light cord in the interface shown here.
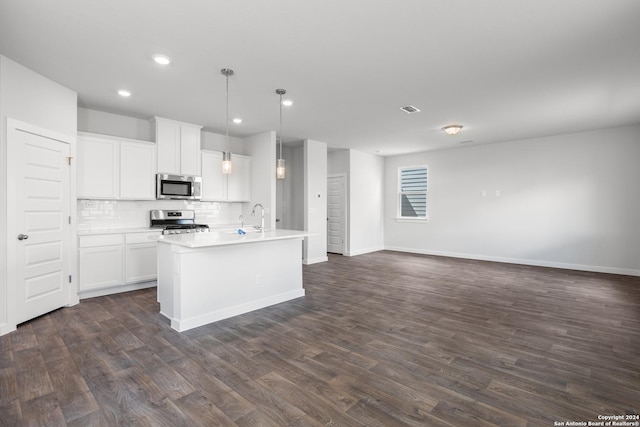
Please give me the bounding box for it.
[279,92,283,159]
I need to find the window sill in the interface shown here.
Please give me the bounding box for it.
[395,217,430,224]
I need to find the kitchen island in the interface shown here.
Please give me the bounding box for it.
[156,229,308,332]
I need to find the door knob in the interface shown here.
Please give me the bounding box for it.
[17,234,29,240]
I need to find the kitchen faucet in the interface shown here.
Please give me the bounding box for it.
[251,203,265,231]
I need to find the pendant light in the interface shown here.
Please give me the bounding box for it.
[221,68,234,174]
[275,88,286,180]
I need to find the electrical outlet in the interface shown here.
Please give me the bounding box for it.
[481,190,486,197]
[495,190,501,197]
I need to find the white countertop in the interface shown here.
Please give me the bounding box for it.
[157,229,308,248]
[77,227,162,236]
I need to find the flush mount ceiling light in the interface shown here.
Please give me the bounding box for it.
[233,118,242,124]
[442,124,463,135]
[276,88,287,180]
[221,68,234,174]
[117,89,131,97]
[153,55,171,65]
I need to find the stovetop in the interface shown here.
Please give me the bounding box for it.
[162,223,210,235]
[150,209,210,235]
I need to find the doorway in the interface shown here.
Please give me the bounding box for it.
[7,119,74,325]
[327,174,346,254]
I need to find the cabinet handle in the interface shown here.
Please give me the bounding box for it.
[17,234,29,240]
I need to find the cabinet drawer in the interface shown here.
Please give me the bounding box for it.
[126,231,161,244]
[78,234,123,248]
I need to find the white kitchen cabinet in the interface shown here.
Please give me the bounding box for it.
[227,154,251,201]
[120,140,157,199]
[201,150,251,202]
[201,150,226,200]
[77,132,157,200]
[77,135,119,198]
[78,231,161,296]
[78,234,124,291]
[153,117,202,176]
[124,232,160,284]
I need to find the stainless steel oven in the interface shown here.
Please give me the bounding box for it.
[156,173,202,200]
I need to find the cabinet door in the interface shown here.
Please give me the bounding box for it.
[180,124,201,176]
[201,150,226,200]
[79,245,124,291]
[77,136,119,198]
[120,141,157,199]
[227,155,252,201]
[125,243,157,283]
[156,119,181,174]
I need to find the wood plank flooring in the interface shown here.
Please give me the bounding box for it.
[1,251,639,426]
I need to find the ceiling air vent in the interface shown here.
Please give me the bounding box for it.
[400,105,420,114]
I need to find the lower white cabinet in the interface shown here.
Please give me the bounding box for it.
[125,233,158,283]
[78,235,124,291]
[78,231,161,295]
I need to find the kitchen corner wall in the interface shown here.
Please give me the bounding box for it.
[303,139,328,264]
[1,55,77,335]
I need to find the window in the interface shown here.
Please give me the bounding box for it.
[398,166,428,219]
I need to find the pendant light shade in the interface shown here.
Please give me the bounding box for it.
[276,88,286,180]
[221,68,234,174]
[276,158,286,180]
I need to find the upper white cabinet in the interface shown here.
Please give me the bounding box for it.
[120,140,157,199]
[152,117,202,176]
[201,150,251,202]
[228,154,252,201]
[77,132,157,200]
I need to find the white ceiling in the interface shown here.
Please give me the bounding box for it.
[1,0,639,156]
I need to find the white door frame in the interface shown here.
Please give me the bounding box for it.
[4,118,78,335]
[327,173,347,255]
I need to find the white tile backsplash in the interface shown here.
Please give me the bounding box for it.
[77,199,246,231]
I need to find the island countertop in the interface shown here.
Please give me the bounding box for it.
[157,228,308,248]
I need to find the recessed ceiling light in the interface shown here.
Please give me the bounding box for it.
[233,118,242,124]
[117,89,131,97]
[442,124,463,135]
[282,99,293,106]
[153,55,171,65]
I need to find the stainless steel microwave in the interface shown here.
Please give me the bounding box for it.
[156,173,202,200]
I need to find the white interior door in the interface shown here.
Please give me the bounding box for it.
[327,175,345,254]
[10,124,71,324]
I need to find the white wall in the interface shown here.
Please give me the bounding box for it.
[78,107,244,153]
[326,149,385,256]
[303,139,328,264]
[78,108,152,141]
[348,150,385,256]
[0,55,77,335]
[244,131,277,229]
[384,125,640,275]
[276,144,304,230]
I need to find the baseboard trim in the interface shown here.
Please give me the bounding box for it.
[78,281,157,300]
[0,323,17,337]
[383,246,640,277]
[171,289,306,332]
[304,256,328,265]
[345,246,385,257]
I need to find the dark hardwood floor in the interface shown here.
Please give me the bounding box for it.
[1,251,639,426]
